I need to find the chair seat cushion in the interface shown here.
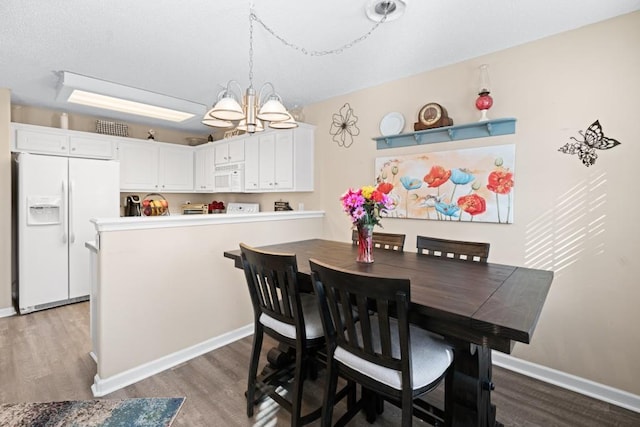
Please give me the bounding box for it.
[334,318,453,390]
[259,293,324,340]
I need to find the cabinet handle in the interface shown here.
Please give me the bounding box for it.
[71,147,76,151]
[61,146,66,150]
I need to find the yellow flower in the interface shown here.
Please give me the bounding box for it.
[361,186,375,199]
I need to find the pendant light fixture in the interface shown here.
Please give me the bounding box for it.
[202,8,294,134]
[203,2,401,134]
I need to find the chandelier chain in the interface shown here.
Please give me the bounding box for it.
[249,10,254,89]
[249,9,388,57]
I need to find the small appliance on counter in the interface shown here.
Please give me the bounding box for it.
[226,202,260,214]
[181,203,209,215]
[125,195,141,216]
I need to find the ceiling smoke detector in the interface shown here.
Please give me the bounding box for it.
[365,0,407,22]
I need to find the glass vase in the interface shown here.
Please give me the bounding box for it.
[356,224,374,263]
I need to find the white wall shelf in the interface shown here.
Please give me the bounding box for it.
[373,117,517,149]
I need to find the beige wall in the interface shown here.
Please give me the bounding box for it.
[0,89,11,309]
[10,104,209,144]
[97,216,323,379]
[302,11,640,395]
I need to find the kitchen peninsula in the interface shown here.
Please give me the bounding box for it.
[88,210,324,396]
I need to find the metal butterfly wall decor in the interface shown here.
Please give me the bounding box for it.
[558,120,621,167]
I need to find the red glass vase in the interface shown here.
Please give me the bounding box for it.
[356,224,374,263]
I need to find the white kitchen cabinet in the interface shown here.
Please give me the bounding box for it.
[194,143,216,192]
[259,132,293,190]
[11,123,115,159]
[69,135,116,159]
[118,139,193,192]
[244,136,260,191]
[118,139,159,190]
[214,138,245,165]
[158,144,194,191]
[243,124,314,193]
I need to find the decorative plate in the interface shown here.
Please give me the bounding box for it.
[379,112,405,136]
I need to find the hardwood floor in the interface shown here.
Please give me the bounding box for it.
[1,302,639,426]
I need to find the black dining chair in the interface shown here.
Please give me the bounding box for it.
[240,243,325,426]
[309,258,453,427]
[351,230,406,252]
[416,235,490,262]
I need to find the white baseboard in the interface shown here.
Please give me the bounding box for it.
[0,306,17,318]
[91,324,254,397]
[492,351,640,414]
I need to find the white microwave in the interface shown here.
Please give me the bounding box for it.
[214,163,244,192]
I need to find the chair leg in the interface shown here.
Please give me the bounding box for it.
[290,349,306,427]
[246,324,264,418]
[347,380,357,410]
[321,360,339,427]
[375,393,385,415]
[401,388,412,427]
[308,351,319,381]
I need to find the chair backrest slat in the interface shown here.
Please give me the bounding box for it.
[310,258,410,373]
[241,243,302,330]
[416,235,490,262]
[352,230,406,252]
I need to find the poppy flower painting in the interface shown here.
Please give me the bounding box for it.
[375,144,515,224]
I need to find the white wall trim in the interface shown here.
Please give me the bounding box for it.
[91,210,325,232]
[0,306,17,318]
[91,324,253,397]
[492,352,640,414]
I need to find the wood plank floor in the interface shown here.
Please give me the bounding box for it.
[1,302,639,426]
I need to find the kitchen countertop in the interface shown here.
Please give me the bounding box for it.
[91,210,325,232]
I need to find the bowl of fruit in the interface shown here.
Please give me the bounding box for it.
[142,193,169,216]
[209,200,225,213]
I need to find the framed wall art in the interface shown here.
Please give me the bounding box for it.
[375,144,516,224]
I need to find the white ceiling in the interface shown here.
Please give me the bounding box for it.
[2,0,639,134]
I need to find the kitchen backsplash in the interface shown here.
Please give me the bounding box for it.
[119,192,317,216]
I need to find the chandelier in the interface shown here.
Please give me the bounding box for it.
[203,2,402,134]
[202,9,295,134]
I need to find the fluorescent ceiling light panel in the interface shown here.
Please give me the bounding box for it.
[57,71,206,122]
[67,90,195,122]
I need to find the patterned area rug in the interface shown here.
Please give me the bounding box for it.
[0,397,185,427]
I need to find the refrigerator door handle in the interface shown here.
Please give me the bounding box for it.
[61,180,68,244]
[69,179,76,243]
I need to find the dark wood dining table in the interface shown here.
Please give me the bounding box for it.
[224,239,553,427]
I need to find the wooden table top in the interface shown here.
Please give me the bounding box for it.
[224,239,553,354]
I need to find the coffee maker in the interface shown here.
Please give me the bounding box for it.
[125,195,141,216]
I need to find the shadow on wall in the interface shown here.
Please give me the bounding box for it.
[524,170,607,272]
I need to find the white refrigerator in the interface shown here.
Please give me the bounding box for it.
[15,152,120,314]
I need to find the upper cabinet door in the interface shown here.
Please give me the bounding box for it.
[118,140,160,191]
[194,145,216,192]
[273,131,294,190]
[214,139,245,165]
[15,128,68,156]
[158,144,194,191]
[69,135,115,159]
[258,134,276,189]
[228,139,245,163]
[244,136,260,192]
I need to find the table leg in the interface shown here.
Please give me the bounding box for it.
[447,343,503,427]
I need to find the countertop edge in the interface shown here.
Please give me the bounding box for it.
[91,211,325,232]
